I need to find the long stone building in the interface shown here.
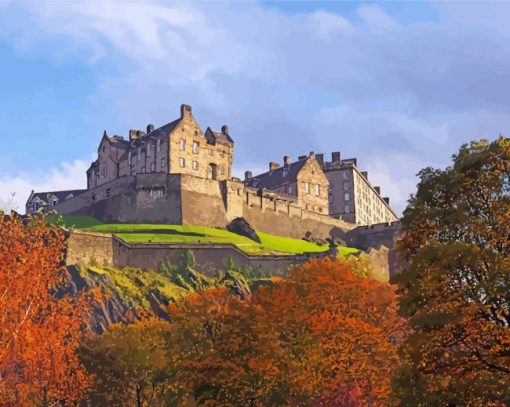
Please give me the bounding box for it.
[26,104,398,240]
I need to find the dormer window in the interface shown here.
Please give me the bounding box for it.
[52,198,58,206]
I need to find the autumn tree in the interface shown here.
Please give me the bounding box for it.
[394,138,510,405]
[0,213,91,405]
[80,318,170,406]
[165,257,405,406]
[256,257,406,405]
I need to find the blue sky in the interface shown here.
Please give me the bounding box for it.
[0,1,509,214]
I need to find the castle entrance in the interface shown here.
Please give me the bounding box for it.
[208,163,218,180]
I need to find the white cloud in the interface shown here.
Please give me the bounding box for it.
[0,160,88,213]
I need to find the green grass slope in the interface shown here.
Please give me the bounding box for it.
[47,215,359,256]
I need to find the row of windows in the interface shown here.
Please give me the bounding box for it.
[179,139,200,154]
[179,158,199,171]
[304,182,321,197]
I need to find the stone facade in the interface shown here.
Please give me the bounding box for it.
[27,104,399,238]
[321,153,398,225]
[86,104,233,191]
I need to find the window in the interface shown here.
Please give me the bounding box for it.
[128,151,132,165]
[179,158,186,168]
[316,184,321,197]
[137,147,141,160]
[287,185,293,194]
[147,143,151,156]
[161,158,166,170]
[345,204,351,212]
[344,192,350,201]
[106,188,111,198]
[343,181,350,190]
[150,163,156,172]
[141,167,146,173]
[102,145,106,152]
[179,139,186,151]
[157,139,161,152]
[343,171,349,179]
[52,198,58,206]
[192,141,199,154]
[192,160,199,170]
[305,182,311,194]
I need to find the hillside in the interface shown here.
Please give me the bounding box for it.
[47,214,360,256]
[67,261,276,333]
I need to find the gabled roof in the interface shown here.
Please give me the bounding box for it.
[205,127,234,145]
[244,158,307,190]
[27,189,86,205]
[132,118,181,148]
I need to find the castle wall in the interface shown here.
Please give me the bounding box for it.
[66,231,397,281]
[58,173,355,240]
[180,174,230,227]
[67,230,114,267]
[112,238,300,277]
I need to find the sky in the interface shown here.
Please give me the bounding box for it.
[0,0,509,215]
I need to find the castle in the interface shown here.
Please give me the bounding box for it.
[26,104,398,241]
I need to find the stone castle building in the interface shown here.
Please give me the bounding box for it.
[26,104,398,240]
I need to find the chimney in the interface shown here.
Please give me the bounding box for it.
[316,153,324,168]
[245,171,253,180]
[298,155,307,160]
[332,151,341,163]
[221,125,229,135]
[374,186,381,194]
[309,151,315,158]
[361,171,368,180]
[180,104,192,119]
[129,129,139,141]
[147,124,155,133]
[283,155,291,166]
[269,162,280,171]
[383,197,390,204]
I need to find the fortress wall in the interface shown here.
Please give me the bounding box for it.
[180,174,230,227]
[344,222,402,250]
[112,239,300,277]
[67,230,114,266]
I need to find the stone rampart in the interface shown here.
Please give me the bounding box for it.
[57,173,355,240]
[67,230,114,267]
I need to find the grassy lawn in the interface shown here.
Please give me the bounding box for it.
[46,215,359,256]
[45,214,104,229]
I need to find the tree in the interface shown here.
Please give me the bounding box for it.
[165,287,284,406]
[165,257,405,406]
[80,318,170,406]
[0,213,91,405]
[394,138,510,405]
[255,257,406,405]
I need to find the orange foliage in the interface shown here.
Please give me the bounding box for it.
[167,257,406,406]
[0,213,91,405]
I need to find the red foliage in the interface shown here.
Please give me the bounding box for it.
[0,214,91,405]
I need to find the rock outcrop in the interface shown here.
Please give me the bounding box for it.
[226,217,261,243]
